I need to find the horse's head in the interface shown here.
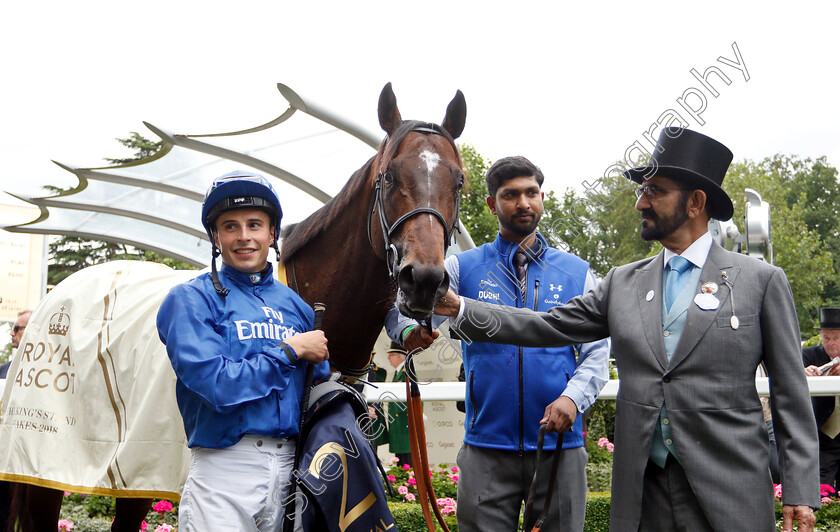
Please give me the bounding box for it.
[370,82,467,320]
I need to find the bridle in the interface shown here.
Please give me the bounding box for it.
[366,123,462,279]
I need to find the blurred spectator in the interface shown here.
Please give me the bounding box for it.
[1,310,31,379]
[804,307,840,487]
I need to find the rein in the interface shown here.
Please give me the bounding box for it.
[366,123,461,278]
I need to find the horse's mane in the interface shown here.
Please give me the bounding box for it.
[281,156,375,261]
[281,120,460,262]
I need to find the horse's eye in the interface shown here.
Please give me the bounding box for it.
[456,172,465,189]
[383,172,394,185]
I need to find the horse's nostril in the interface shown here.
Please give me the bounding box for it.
[398,264,446,310]
[397,264,415,292]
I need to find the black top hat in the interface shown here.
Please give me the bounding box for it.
[817,308,840,330]
[387,341,408,356]
[623,127,734,221]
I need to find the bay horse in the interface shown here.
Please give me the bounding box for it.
[6,82,466,531]
[282,81,466,374]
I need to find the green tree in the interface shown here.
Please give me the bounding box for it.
[541,173,656,277]
[104,132,164,165]
[457,144,497,246]
[724,156,837,333]
[456,144,599,258]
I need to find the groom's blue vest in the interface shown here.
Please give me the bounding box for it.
[457,233,589,451]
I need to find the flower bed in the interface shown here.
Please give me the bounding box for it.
[59,493,179,531]
[57,479,840,530]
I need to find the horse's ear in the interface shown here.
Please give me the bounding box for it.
[441,90,467,140]
[378,82,402,135]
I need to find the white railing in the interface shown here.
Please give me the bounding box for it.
[363,377,840,402]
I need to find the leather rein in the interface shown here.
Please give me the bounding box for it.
[366,123,460,532]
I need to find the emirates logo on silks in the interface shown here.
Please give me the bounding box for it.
[48,306,70,336]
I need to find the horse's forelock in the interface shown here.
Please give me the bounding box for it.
[379,120,461,169]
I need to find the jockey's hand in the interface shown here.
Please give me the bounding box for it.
[541,396,578,433]
[402,326,438,352]
[782,504,815,532]
[286,330,329,364]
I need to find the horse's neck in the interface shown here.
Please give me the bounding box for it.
[290,199,394,366]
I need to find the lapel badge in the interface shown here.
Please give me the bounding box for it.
[700,282,718,294]
[694,293,720,311]
[645,290,654,302]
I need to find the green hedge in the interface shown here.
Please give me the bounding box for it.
[586,462,612,493]
[390,502,458,531]
[584,493,611,532]
[389,494,612,531]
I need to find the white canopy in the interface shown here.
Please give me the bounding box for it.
[5,83,475,267]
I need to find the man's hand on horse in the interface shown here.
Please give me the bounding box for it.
[434,289,461,317]
[541,396,578,433]
[782,504,815,532]
[286,330,329,364]
[402,326,438,352]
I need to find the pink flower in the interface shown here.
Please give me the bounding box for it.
[398,486,408,495]
[823,497,832,503]
[403,464,411,471]
[390,457,400,464]
[140,522,148,531]
[387,475,396,482]
[429,469,434,477]
[58,520,74,531]
[153,500,174,514]
[597,437,609,448]
[405,493,416,501]
[63,491,71,497]
[450,474,459,482]
[606,442,615,453]
[154,525,173,532]
[436,497,456,507]
[450,466,459,473]
[820,483,836,496]
[407,478,417,486]
[774,484,783,499]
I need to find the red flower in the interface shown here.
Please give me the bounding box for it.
[152,500,174,514]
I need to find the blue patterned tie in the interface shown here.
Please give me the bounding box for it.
[665,256,692,311]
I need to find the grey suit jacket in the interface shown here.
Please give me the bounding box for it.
[452,243,819,531]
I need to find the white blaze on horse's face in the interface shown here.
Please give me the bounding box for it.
[419,150,441,175]
[418,149,441,226]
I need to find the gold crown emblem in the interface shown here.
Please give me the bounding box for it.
[48,306,70,336]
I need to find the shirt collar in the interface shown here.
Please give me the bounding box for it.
[662,231,713,270]
[220,262,274,286]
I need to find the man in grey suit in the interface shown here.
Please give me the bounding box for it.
[433,128,819,531]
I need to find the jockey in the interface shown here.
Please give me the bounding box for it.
[156,170,330,531]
